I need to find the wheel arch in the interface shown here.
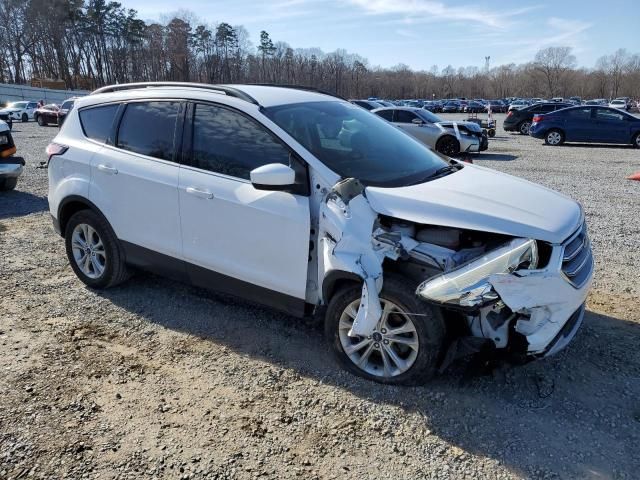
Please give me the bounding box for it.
[321,270,362,304]
[57,195,109,237]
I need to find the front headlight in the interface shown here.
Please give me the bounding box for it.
[416,238,538,309]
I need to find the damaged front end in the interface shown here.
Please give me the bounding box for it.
[417,224,593,359]
[318,177,593,374]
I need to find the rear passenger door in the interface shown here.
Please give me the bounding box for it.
[178,102,311,313]
[87,101,184,265]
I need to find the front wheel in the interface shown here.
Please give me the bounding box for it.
[325,277,445,385]
[64,210,130,289]
[21,113,28,122]
[545,129,564,146]
[435,136,461,156]
[632,132,640,149]
[37,115,46,126]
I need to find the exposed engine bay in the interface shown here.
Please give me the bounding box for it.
[317,177,592,368]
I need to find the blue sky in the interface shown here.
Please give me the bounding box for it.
[126,0,638,71]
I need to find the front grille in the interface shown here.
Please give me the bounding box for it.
[561,222,593,288]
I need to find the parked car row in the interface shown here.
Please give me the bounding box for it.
[0,97,80,126]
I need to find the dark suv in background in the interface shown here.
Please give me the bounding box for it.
[504,102,571,135]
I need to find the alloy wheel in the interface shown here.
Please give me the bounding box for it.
[71,223,107,279]
[338,299,419,378]
[520,121,531,135]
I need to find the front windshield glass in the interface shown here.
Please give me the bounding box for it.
[416,109,442,123]
[9,102,27,109]
[264,101,449,187]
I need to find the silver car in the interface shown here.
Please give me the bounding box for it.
[372,106,485,156]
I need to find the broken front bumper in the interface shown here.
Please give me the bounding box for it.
[417,223,594,357]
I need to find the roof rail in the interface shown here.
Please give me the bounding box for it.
[248,83,347,101]
[90,82,260,106]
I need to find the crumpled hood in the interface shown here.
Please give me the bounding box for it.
[365,163,582,244]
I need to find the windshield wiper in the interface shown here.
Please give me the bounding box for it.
[412,163,462,184]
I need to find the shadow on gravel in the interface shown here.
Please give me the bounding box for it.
[476,153,519,161]
[0,190,48,219]
[96,273,640,479]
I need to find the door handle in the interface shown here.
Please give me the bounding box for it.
[185,187,214,199]
[97,164,118,175]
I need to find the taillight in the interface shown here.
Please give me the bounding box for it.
[46,142,68,164]
[506,111,512,117]
[532,115,544,123]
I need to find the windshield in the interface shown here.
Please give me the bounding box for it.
[8,102,27,109]
[416,109,442,123]
[264,101,449,187]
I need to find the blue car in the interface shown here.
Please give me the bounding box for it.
[529,106,640,148]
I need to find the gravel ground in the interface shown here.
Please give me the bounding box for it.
[1,117,639,480]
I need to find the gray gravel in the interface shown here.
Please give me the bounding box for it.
[0,118,639,479]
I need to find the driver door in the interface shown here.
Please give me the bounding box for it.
[178,102,311,315]
[393,110,439,147]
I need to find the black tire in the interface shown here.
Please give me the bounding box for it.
[632,132,640,149]
[64,209,130,289]
[487,128,496,138]
[21,113,28,122]
[37,115,46,126]
[544,129,564,146]
[0,177,18,191]
[435,136,461,156]
[518,121,531,135]
[324,276,446,385]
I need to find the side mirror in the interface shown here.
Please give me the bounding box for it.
[250,163,296,191]
[411,118,424,125]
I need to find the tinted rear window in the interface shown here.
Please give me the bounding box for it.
[116,102,180,161]
[79,104,119,143]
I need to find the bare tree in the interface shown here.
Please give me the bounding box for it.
[533,47,577,97]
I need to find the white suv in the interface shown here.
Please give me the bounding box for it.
[0,101,38,122]
[47,83,593,385]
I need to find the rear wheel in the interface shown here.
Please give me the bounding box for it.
[325,277,445,385]
[545,129,564,146]
[518,121,531,135]
[0,177,18,190]
[64,210,130,289]
[436,136,461,156]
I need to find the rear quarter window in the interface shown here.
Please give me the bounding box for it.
[79,104,119,143]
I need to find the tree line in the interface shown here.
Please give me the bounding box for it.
[1,0,639,100]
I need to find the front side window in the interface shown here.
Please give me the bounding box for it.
[116,102,180,161]
[264,101,450,188]
[191,103,292,181]
[395,110,419,124]
[79,104,119,143]
[595,109,625,122]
